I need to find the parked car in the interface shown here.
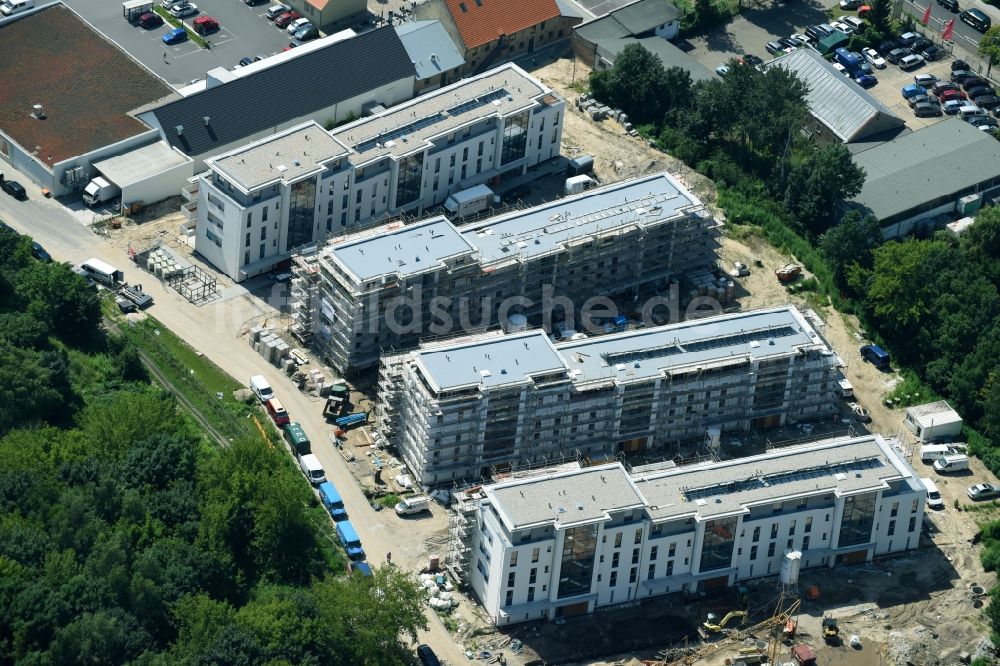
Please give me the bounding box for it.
[966,87,996,101]
[914,73,937,87]
[968,483,1000,501]
[832,62,848,76]
[914,101,942,117]
[1,180,27,200]
[952,58,971,72]
[886,48,912,64]
[715,64,730,76]
[858,4,871,17]
[238,56,254,66]
[960,8,991,33]
[973,94,1000,110]
[780,36,803,49]
[830,20,854,34]
[910,37,934,53]
[162,26,187,44]
[970,115,998,129]
[790,33,811,45]
[192,15,218,34]
[265,2,290,18]
[939,89,967,103]
[943,99,965,114]
[743,53,764,68]
[843,16,866,32]
[962,77,991,92]
[766,40,789,55]
[908,93,933,107]
[273,10,300,27]
[952,69,976,83]
[897,31,921,46]
[293,24,318,41]
[863,47,886,68]
[416,645,441,666]
[31,242,51,262]
[855,74,878,88]
[168,1,197,17]
[901,83,927,99]
[286,16,310,33]
[932,80,960,95]
[840,0,862,8]
[938,0,959,11]
[137,11,162,28]
[899,54,925,70]
[923,45,943,61]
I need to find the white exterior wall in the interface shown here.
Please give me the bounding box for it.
[654,20,679,40]
[119,154,194,209]
[471,484,924,626]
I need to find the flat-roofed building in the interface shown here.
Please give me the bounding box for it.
[377,306,841,486]
[458,434,924,625]
[298,171,718,371]
[193,63,563,281]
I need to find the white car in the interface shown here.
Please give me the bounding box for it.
[169,1,197,17]
[863,48,886,69]
[830,20,854,34]
[832,62,848,76]
[840,0,862,7]
[286,16,309,33]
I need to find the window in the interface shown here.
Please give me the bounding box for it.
[259,244,265,260]
[767,542,775,558]
[527,587,535,602]
[262,205,268,222]
[838,492,877,547]
[752,527,760,543]
[245,232,251,248]
[650,546,658,561]
[629,567,637,583]
[532,547,539,563]
[786,539,793,550]
[450,154,456,167]
[805,517,813,533]
[911,499,918,513]
[750,545,758,560]
[908,516,917,532]
[356,189,362,204]
[668,543,676,557]
[770,524,778,539]
[435,157,441,173]
[246,211,252,227]
[699,516,737,572]
[614,533,622,548]
[478,141,484,156]
[789,520,796,536]
[647,564,655,580]
[244,252,249,265]
[529,568,536,584]
[634,529,642,544]
[505,590,513,606]
[462,147,469,161]
[611,552,619,568]
[631,548,639,564]
[888,520,896,537]
[557,523,598,599]
[802,536,810,551]
[890,501,899,517]
[609,571,617,587]
[260,225,267,241]
[507,572,516,587]
[510,551,518,567]
[666,560,673,575]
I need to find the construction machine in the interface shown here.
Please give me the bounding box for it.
[822,617,840,644]
[698,610,747,639]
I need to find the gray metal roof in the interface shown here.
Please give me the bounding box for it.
[574,15,632,43]
[555,0,586,19]
[596,36,716,82]
[413,331,568,392]
[93,141,190,188]
[150,28,415,158]
[394,21,465,82]
[487,463,646,530]
[208,122,349,192]
[556,306,828,386]
[609,0,680,34]
[636,435,918,522]
[326,216,476,281]
[850,118,1000,220]
[769,48,903,143]
[461,172,702,265]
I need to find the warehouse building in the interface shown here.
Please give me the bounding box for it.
[452,434,924,625]
[295,171,718,372]
[377,306,841,486]
[194,64,563,281]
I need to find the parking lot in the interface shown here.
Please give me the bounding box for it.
[63,0,310,87]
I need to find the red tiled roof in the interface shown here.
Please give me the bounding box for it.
[444,0,561,50]
[0,6,173,165]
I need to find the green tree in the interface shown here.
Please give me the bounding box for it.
[782,144,866,237]
[15,262,100,345]
[589,45,692,125]
[0,340,73,433]
[818,210,883,288]
[979,26,1000,76]
[868,0,893,34]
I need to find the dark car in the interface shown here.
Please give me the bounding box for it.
[952,59,971,71]
[922,45,943,61]
[1,180,27,200]
[416,645,441,666]
[910,37,934,53]
[886,48,912,64]
[743,53,764,68]
[238,56,254,66]
[970,115,999,127]
[31,242,51,263]
[966,86,995,101]
[938,0,959,11]
[908,93,933,107]
[780,36,803,48]
[914,101,943,117]
[137,11,163,28]
[293,24,318,41]
[951,69,975,83]
[877,40,898,55]
[855,74,878,88]
[933,80,961,95]
[962,77,990,91]
[273,10,300,27]
[973,94,1000,110]
[766,40,787,55]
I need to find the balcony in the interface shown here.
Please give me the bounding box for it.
[181,200,198,222]
[181,181,199,202]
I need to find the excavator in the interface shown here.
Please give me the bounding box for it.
[822,617,840,644]
[698,610,747,639]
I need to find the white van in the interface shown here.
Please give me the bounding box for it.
[958,104,985,119]
[395,495,431,516]
[299,454,326,485]
[934,454,969,474]
[921,477,944,510]
[920,444,953,464]
[249,375,274,402]
[0,0,34,16]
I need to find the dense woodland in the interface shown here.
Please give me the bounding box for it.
[592,44,1000,638]
[0,229,426,664]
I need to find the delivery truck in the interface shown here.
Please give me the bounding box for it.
[443,184,497,218]
[81,176,120,206]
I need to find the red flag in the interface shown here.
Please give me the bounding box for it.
[942,17,955,41]
[922,4,932,24]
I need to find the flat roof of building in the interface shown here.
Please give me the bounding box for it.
[0,5,175,166]
[850,118,1000,221]
[208,122,350,192]
[462,172,704,265]
[635,435,918,522]
[906,400,962,427]
[93,141,190,189]
[330,64,554,165]
[326,216,476,281]
[487,463,645,530]
[556,306,827,386]
[412,331,568,392]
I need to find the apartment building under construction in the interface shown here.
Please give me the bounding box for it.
[291,171,719,373]
[377,306,842,486]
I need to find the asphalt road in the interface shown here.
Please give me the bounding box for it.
[0,172,469,664]
[62,0,300,87]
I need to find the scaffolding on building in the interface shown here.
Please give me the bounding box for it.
[289,250,322,344]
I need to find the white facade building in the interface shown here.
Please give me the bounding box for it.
[193,63,564,281]
[461,435,925,625]
[904,400,963,442]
